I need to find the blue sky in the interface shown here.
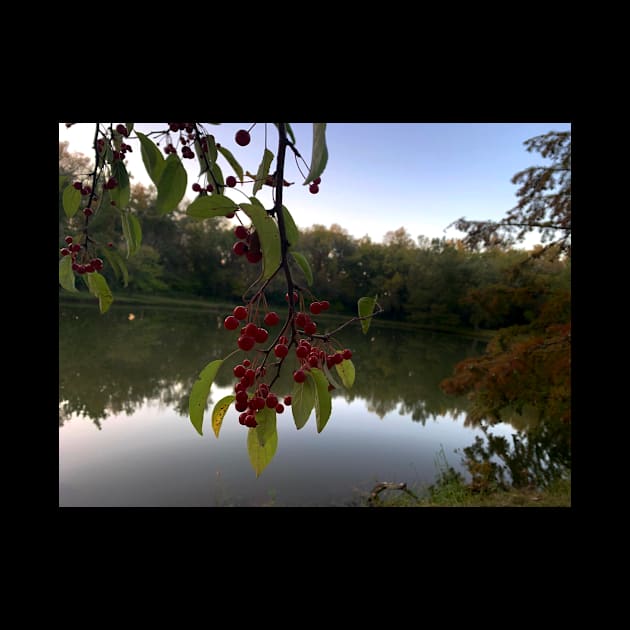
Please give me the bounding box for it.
[59,122,571,244]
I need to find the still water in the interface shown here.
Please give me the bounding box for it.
[59,303,517,506]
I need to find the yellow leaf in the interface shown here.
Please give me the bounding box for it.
[212,395,235,439]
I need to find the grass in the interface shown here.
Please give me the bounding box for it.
[364,448,571,508]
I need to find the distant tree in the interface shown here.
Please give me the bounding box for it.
[450,131,571,257]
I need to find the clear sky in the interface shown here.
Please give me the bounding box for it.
[58,122,571,244]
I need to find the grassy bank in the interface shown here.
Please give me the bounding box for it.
[364,477,571,508]
[59,291,496,340]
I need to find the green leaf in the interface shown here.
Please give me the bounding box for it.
[309,368,332,433]
[186,194,238,219]
[254,406,277,447]
[247,423,278,478]
[323,362,343,391]
[136,132,165,186]
[125,123,134,136]
[252,148,274,195]
[59,175,68,193]
[217,144,244,183]
[86,272,113,314]
[335,356,356,388]
[189,359,223,436]
[209,162,224,191]
[62,185,81,218]
[358,296,377,334]
[281,205,299,246]
[121,211,141,257]
[285,123,296,145]
[303,123,328,186]
[212,395,235,439]
[206,134,218,165]
[290,251,313,286]
[292,376,315,430]
[101,247,129,287]
[110,160,130,209]
[239,203,281,280]
[156,153,187,214]
[59,256,77,293]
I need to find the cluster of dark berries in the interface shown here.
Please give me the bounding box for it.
[309,177,321,194]
[192,182,214,193]
[163,123,198,159]
[231,225,262,264]
[221,291,352,430]
[60,236,104,275]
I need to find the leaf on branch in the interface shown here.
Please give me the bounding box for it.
[240,203,281,280]
[247,423,278,477]
[62,185,81,218]
[59,256,77,293]
[121,211,141,257]
[292,377,315,429]
[111,160,131,209]
[309,368,332,433]
[335,355,355,388]
[156,153,187,214]
[212,395,235,439]
[252,149,274,195]
[290,251,313,286]
[136,132,165,186]
[101,247,129,287]
[189,359,223,436]
[303,123,328,186]
[217,144,244,183]
[59,175,68,193]
[282,205,300,246]
[254,406,277,447]
[186,194,238,219]
[358,296,377,334]
[86,272,113,314]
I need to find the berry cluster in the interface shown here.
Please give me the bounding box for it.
[221,293,352,431]
[309,176,321,194]
[163,122,198,159]
[60,236,104,275]
[231,225,262,264]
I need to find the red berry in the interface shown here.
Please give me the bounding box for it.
[107,242,113,248]
[245,368,255,384]
[106,177,118,189]
[84,263,95,273]
[245,415,258,428]
[60,248,70,256]
[283,396,292,406]
[83,207,93,216]
[309,183,319,194]
[235,401,248,413]
[81,185,92,196]
[293,369,306,383]
[235,129,251,146]
[243,359,251,367]
[233,364,246,378]
[342,349,353,360]
[274,344,289,358]
[264,311,280,326]
[243,322,258,337]
[206,184,214,193]
[72,181,82,190]
[266,394,278,409]
[309,302,322,315]
[224,315,239,330]
[70,244,81,252]
[234,225,248,240]
[246,250,262,264]
[233,305,248,320]
[64,236,73,244]
[71,263,80,271]
[278,335,289,345]
[225,212,235,219]
[313,177,321,185]
[238,412,248,425]
[285,291,299,304]
[320,300,330,310]
[308,356,319,368]
[252,397,266,411]
[275,404,285,414]
[296,345,309,359]
[116,124,127,136]
[226,175,237,187]
[304,321,317,335]
[295,312,307,327]
[92,258,104,270]
[334,353,344,365]
[232,241,247,256]
[237,335,256,351]
[192,183,202,192]
[255,327,269,344]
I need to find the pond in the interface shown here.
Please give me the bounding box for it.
[59,302,539,507]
